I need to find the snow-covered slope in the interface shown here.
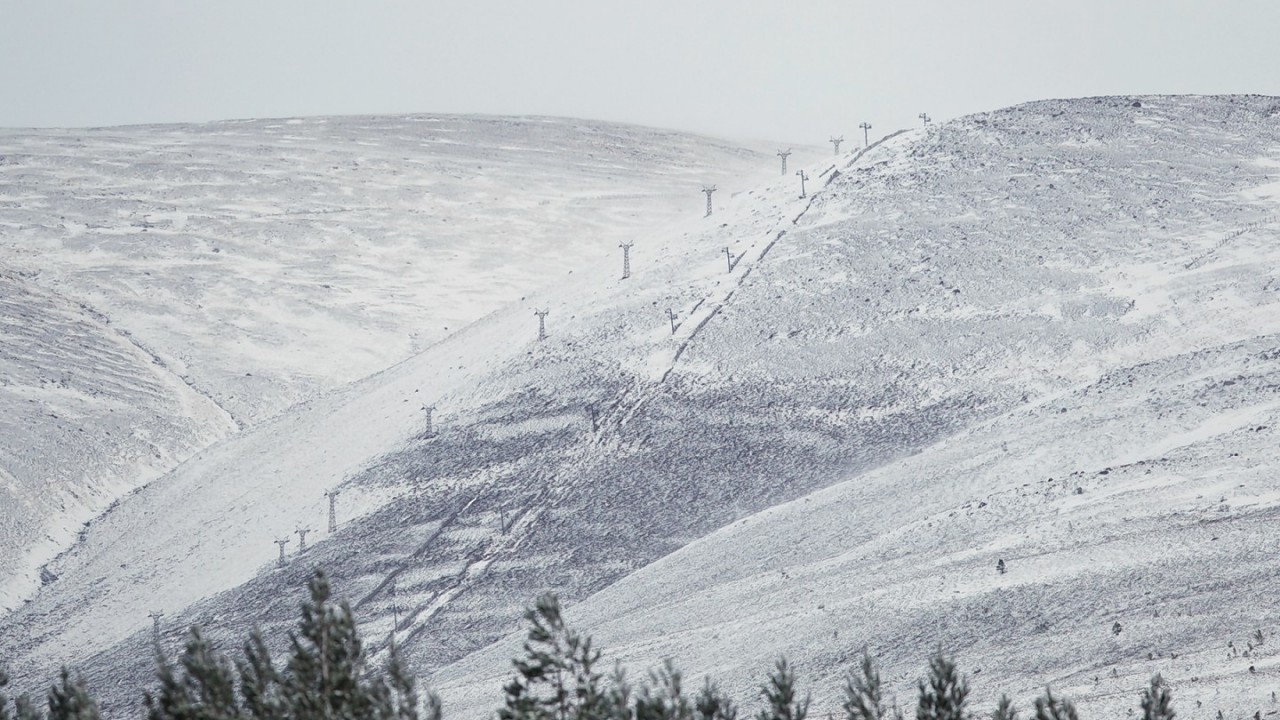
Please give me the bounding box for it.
[0,115,787,612]
[436,338,1280,720]
[0,272,234,610]
[0,115,779,425]
[429,94,1280,718]
[7,96,1280,720]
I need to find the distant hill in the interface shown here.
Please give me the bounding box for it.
[0,114,788,611]
[6,95,1280,720]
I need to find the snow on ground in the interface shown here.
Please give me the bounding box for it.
[0,114,796,612]
[434,337,1280,720]
[0,131,827,691]
[0,114,785,426]
[426,95,1280,719]
[7,96,1280,720]
[0,271,235,611]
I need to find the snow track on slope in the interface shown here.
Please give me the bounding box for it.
[364,132,918,660]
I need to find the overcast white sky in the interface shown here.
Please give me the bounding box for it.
[3,1,1278,143]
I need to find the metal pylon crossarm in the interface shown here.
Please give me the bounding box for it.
[325,489,339,532]
[274,537,290,566]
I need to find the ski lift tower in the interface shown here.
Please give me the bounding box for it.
[702,185,717,217]
[422,404,436,438]
[148,611,164,648]
[324,489,339,532]
[619,241,634,279]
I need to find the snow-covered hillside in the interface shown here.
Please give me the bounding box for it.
[0,271,234,611]
[0,115,787,612]
[6,95,1280,720]
[430,94,1280,719]
[0,115,781,425]
[437,330,1280,720]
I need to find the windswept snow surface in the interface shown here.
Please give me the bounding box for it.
[0,115,780,426]
[8,96,1280,720]
[437,342,1280,720]
[0,115,785,612]
[0,272,234,610]
[430,95,1280,719]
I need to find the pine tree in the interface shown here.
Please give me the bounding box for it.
[46,669,100,720]
[498,593,612,720]
[13,696,40,720]
[145,629,239,720]
[283,571,374,720]
[604,664,633,720]
[695,678,737,720]
[757,659,808,720]
[1,670,12,720]
[141,570,432,720]
[386,651,436,720]
[991,696,1016,720]
[1140,676,1174,720]
[236,630,285,720]
[916,655,968,720]
[1032,689,1077,720]
[634,661,692,720]
[0,670,74,720]
[843,652,884,720]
